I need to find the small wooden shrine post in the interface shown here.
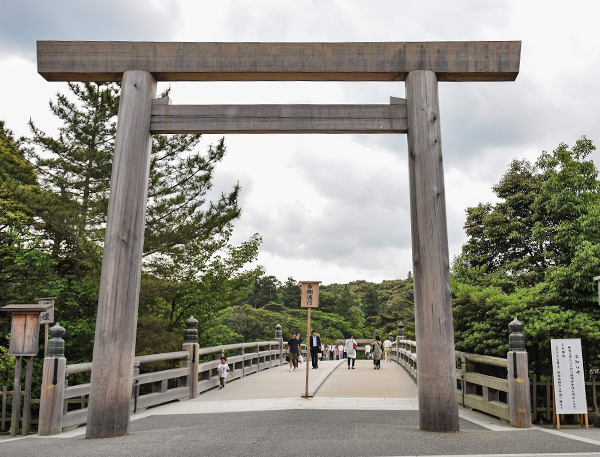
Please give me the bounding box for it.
[1,303,52,436]
[301,281,321,399]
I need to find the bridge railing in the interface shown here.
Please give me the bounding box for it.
[391,318,531,428]
[38,319,286,435]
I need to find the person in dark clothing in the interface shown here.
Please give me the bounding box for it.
[309,330,321,369]
[285,331,300,371]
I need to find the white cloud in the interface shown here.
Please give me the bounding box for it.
[2,0,600,284]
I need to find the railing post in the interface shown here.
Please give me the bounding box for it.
[181,316,199,399]
[238,347,245,377]
[275,324,283,366]
[507,317,532,428]
[38,323,67,436]
[396,322,404,364]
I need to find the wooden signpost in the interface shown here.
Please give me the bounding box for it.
[1,302,53,436]
[301,281,321,399]
[36,297,56,357]
[551,338,588,429]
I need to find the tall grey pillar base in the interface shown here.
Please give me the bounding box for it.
[406,70,460,432]
[86,70,157,439]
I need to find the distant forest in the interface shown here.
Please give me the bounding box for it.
[2,81,600,390]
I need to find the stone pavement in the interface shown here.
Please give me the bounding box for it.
[4,359,600,456]
[3,410,600,457]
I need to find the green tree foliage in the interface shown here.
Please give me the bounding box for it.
[244,275,282,308]
[281,277,301,308]
[453,137,600,376]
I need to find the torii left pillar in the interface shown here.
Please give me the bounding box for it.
[86,70,156,439]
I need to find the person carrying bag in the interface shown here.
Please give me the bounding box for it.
[345,334,357,369]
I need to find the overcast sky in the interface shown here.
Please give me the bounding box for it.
[1,0,599,285]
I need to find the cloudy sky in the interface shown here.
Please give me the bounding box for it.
[1,1,599,284]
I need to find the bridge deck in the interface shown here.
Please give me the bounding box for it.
[195,359,417,402]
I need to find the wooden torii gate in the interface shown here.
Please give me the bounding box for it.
[37,40,521,438]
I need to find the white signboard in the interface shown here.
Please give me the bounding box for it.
[39,306,54,325]
[551,338,587,414]
[37,297,55,324]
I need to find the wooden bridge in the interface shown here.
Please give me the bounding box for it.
[30,319,531,436]
[4,320,600,456]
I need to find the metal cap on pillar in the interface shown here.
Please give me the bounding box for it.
[47,323,65,358]
[397,321,405,339]
[508,317,525,352]
[388,332,394,342]
[184,316,199,344]
[275,324,282,339]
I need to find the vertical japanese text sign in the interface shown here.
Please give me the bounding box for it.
[300,282,321,308]
[551,339,587,414]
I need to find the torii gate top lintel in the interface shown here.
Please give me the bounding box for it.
[37,40,521,83]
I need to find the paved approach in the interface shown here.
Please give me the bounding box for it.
[4,360,600,456]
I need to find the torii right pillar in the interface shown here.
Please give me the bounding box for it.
[406,70,460,432]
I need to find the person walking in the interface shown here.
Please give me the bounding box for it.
[320,342,325,361]
[383,337,392,362]
[372,335,383,370]
[217,356,232,388]
[365,343,371,360]
[333,345,338,360]
[329,343,334,361]
[338,343,344,360]
[309,330,321,369]
[285,331,300,371]
[345,334,357,369]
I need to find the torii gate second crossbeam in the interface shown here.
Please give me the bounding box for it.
[36,40,521,438]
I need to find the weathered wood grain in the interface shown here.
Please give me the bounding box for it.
[406,70,460,432]
[9,357,22,436]
[21,356,34,436]
[508,351,532,428]
[150,101,407,134]
[85,70,156,439]
[37,41,521,82]
[38,357,67,436]
[8,314,41,356]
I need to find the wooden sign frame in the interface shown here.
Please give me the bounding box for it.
[300,281,321,308]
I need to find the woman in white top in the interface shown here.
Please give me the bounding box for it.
[345,334,357,369]
[338,343,344,360]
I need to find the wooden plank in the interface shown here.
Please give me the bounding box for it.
[458,392,510,421]
[134,387,188,410]
[464,372,509,392]
[21,357,34,435]
[37,41,521,82]
[1,385,7,431]
[10,357,22,436]
[150,101,407,134]
[64,383,91,399]
[406,69,459,433]
[86,70,157,439]
[62,408,88,429]
[135,351,188,364]
[38,358,67,436]
[66,362,92,375]
[455,351,508,368]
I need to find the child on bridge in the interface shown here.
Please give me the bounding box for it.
[218,357,232,389]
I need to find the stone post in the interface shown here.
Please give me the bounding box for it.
[38,323,67,436]
[275,324,283,366]
[181,316,199,399]
[507,317,532,428]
